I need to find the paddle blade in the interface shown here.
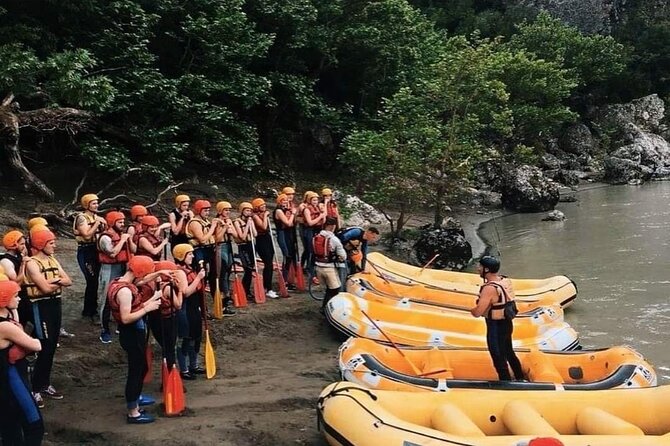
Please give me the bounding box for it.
[143,343,153,384]
[288,263,296,285]
[172,368,185,414]
[213,284,223,319]
[164,365,184,416]
[232,277,247,307]
[276,263,290,298]
[295,265,306,292]
[205,330,216,379]
[253,272,266,304]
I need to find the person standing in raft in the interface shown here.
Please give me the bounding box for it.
[107,255,162,424]
[24,229,73,408]
[470,256,524,381]
[97,211,132,344]
[74,194,106,322]
[0,280,44,446]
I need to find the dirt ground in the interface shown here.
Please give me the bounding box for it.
[38,237,339,446]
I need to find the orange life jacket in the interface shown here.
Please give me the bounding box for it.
[97,228,129,264]
[107,279,143,324]
[136,232,162,261]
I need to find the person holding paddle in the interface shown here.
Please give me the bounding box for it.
[214,201,237,315]
[168,195,193,247]
[171,244,207,380]
[74,194,106,322]
[233,202,258,302]
[127,205,148,255]
[273,194,296,290]
[97,211,131,344]
[186,200,221,311]
[107,255,162,424]
[136,216,169,261]
[251,198,277,299]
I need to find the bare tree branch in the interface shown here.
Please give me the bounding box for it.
[145,182,183,210]
[58,171,89,215]
[95,167,141,197]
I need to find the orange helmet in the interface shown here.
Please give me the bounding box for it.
[27,217,48,229]
[80,193,99,210]
[251,198,265,210]
[141,215,159,227]
[31,230,56,251]
[130,205,148,221]
[193,200,211,215]
[321,187,333,196]
[216,201,232,214]
[174,194,190,207]
[276,194,288,205]
[0,280,21,308]
[128,255,155,279]
[2,230,24,250]
[281,186,295,195]
[155,260,177,271]
[29,225,49,238]
[238,202,253,213]
[105,211,126,228]
[172,244,194,262]
[304,191,318,202]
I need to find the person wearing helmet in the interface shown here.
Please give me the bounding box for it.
[172,244,207,379]
[214,201,237,314]
[251,198,278,299]
[273,194,297,290]
[471,256,524,381]
[1,230,30,325]
[107,255,162,424]
[97,211,132,344]
[186,200,220,310]
[74,193,106,321]
[0,280,44,445]
[169,195,193,247]
[319,188,341,229]
[303,192,327,282]
[126,205,148,254]
[24,230,72,408]
[136,216,169,261]
[233,202,258,301]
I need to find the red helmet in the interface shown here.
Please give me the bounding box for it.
[130,205,148,221]
[140,215,160,227]
[193,200,211,215]
[0,280,21,308]
[154,260,177,271]
[31,230,56,251]
[128,256,155,279]
[105,211,126,228]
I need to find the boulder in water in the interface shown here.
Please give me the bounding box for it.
[500,165,560,212]
[542,210,566,221]
[413,222,472,271]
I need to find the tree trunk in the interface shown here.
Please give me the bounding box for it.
[434,184,445,227]
[0,105,55,200]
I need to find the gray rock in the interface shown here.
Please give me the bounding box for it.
[554,169,581,187]
[342,195,385,227]
[413,225,472,271]
[542,210,566,221]
[592,94,666,136]
[512,0,626,34]
[603,126,670,184]
[560,123,595,155]
[540,152,562,170]
[500,165,560,212]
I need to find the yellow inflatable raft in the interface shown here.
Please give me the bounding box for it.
[338,337,656,392]
[348,273,563,315]
[365,252,578,308]
[318,381,670,446]
[326,293,580,351]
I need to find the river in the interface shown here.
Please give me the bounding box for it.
[478,182,670,382]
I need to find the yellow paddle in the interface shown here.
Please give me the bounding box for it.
[199,260,217,379]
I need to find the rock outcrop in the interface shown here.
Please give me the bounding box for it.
[500,165,560,212]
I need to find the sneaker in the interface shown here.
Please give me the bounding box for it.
[180,371,196,381]
[41,385,63,400]
[33,392,45,409]
[127,413,156,424]
[59,328,75,338]
[190,366,206,375]
[266,290,279,299]
[100,330,112,344]
[223,306,236,316]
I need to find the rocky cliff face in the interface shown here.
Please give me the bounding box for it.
[509,0,670,34]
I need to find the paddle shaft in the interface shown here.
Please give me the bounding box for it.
[360,309,422,376]
[268,225,289,297]
[419,253,439,272]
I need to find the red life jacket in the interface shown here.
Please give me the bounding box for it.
[307,205,322,229]
[136,232,162,261]
[178,265,203,294]
[326,201,339,219]
[158,281,178,318]
[107,278,143,324]
[97,228,129,264]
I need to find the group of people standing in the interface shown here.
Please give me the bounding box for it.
[0,185,380,441]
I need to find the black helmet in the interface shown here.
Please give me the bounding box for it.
[479,256,500,273]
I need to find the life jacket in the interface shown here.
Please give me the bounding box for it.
[107,279,144,324]
[313,232,336,263]
[97,228,129,264]
[0,315,28,364]
[158,281,178,318]
[128,222,143,246]
[482,278,516,321]
[214,218,234,244]
[0,252,21,276]
[186,217,215,247]
[73,212,98,244]
[178,265,203,294]
[273,207,293,231]
[306,204,322,229]
[233,217,254,244]
[24,256,62,300]
[325,201,339,219]
[295,204,305,225]
[136,232,162,261]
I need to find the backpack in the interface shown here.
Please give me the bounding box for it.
[313,233,335,263]
[486,282,518,320]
